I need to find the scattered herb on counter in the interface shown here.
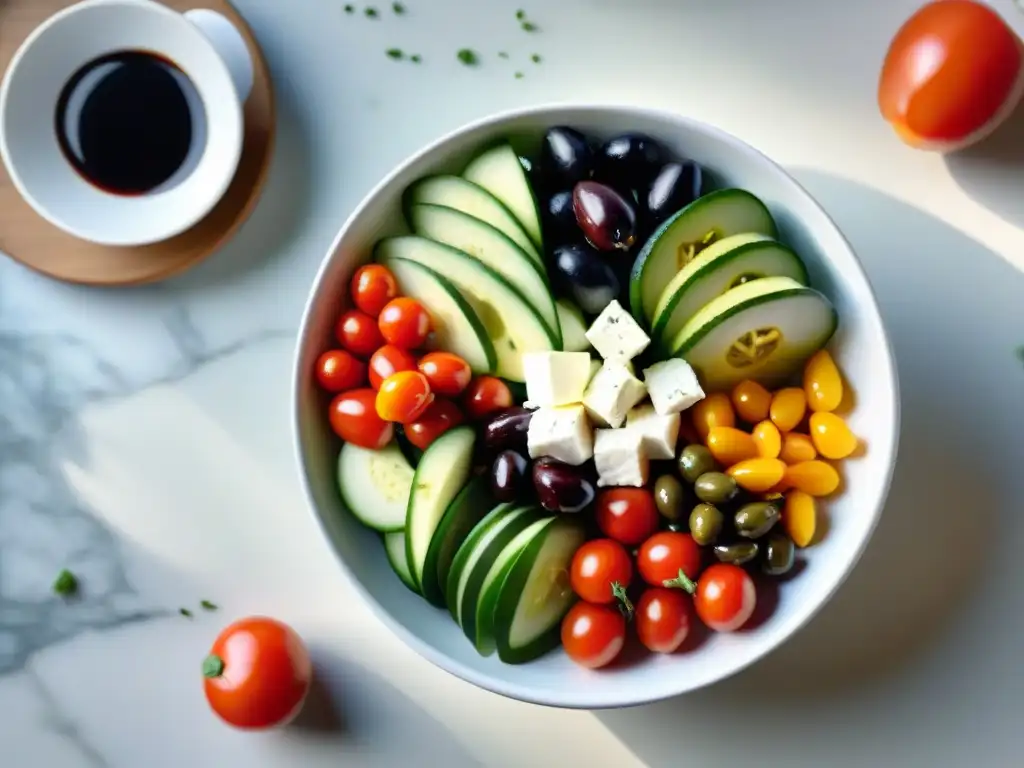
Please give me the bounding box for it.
[515,9,526,20]
[457,48,479,66]
[1017,345,1024,365]
[386,48,404,60]
[410,54,422,63]
[365,6,378,17]
[392,1,405,13]
[53,569,78,597]
[344,3,354,12]
[521,20,538,32]
[498,51,509,59]
[531,53,541,63]
[515,71,524,79]
[180,608,193,618]
[200,600,218,611]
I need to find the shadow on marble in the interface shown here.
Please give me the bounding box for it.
[594,171,1024,763]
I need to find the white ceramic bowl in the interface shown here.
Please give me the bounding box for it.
[292,105,900,709]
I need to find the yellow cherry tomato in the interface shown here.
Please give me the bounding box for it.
[809,412,858,459]
[779,432,817,464]
[752,420,782,459]
[692,393,735,440]
[770,387,807,432]
[803,350,843,413]
[784,461,840,497]
[706,426,759,466]
[731,380,772,424]
[726,458,787,493]
[783,491,817,547]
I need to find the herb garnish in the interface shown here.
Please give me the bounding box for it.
[344,4,354,12]
[531,53,541,63]
[457,48,479,66]
[410,54,422,63]
[200,600,218,611]
[392,2,406,13]
[179,608,193,618]
[53,569,78,597]
[386,48,404,60]
[365,6,378,17]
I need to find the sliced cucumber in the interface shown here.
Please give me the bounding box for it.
[463,143,544,250]
[406,203,560,344]
[378,256,497,374]
[630,189,778,326]
[383,531,418,594]
[337,441,414,533]
[374,237,557,381]
[556,299,590,353]
[404,176,543,265]
[493,517,586,664]
[651,233,808,350]
[420,476,493,609]
[404,426,476,596]
[669,275,837,391]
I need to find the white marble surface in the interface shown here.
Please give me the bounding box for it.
[1,0,1023,765]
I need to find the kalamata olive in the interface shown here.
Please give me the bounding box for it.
[694,472,739,505]
[761,532,795,576]
[491,450,529,502]
[734,501,782,539]
[545,190,579,243]
[678,444,718,484]
[572,181,637,252]
[689,502,724,546]
[653,474,687,520]
[482,406,533,453]
[598,133,665,189]
[551,242,621,315]
[644,161,702,225]
[541,126,594,185]
[532,457,596,513]
[714,541,759,565]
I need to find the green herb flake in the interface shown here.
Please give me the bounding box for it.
[365,6,378,17]
[521,21,538,32]
[515,71,524,79]
[386,48,404,60]
[457,48,479,66]
[53,569,78,597]
[200,600,218,611]
[531,53,541,63]
[344,4,354,12]
[179,607,193,618]
[1016,346,1024,365]
[410,54,422,63]
[515,9,526,20]
[498,51,509,59]
[392,1,405,13]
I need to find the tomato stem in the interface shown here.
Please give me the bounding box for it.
[611,581,634,621]
[663,568,696,594]
[202,654,225,679]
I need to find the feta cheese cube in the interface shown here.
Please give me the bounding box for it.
[522,351,593,408]
[527,404,594,466]
[582,362,647,428]
[626,404,680,460]
[594,428,649,487]
[585,300,650,363]
[643,358,705,415]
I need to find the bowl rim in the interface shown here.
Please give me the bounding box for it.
[292,102,901,709]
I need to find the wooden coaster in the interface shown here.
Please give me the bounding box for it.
[0,0,275,286]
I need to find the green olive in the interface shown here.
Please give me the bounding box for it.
[734,501,782,539]
[693,472,739,505]
[654,475,688,520]
[714,541,759,565]
[689,503,724,546]
[761,533,796,575]
[678,444,718,484]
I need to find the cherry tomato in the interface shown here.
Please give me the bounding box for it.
[879,0,1023,150]
[314,349,366,392]
[560,601,626,670]
[335,309,385,358]
[350,264,398,317]
[376,371,434,423]
[328,389,394,449]
[404,398,464,451]
[595,488,659,546]
[637,531,703,587]
[693,563,756,633]
[418,352,472,397]
[636,588,692,654]
[569,539,633,605]
[368,344,417,390]
[378,298,431,350]
[463,376,513,420]
[202,616,312,730]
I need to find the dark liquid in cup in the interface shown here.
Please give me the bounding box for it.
[55,50,205,196]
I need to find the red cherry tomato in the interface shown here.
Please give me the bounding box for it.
[335,309,385,358]
[378,298,431,350]
[595,488,659,546]
[636,531,703,587]
[569,539,633,605]
[560,601,626,670]
[203,616,312,730]
[693,563,756,633]
[328,389,394,449]
[462,376,513,420]
[418,352,472,397]
[404,398,464,451]
[368,344,417,390]
[350,264,398,317]
[879,0,1023,150]
[636,588,692,654]
[314,349,366,392]
[376,371,434,423]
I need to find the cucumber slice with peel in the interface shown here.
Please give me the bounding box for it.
[556,299,590,353]
[383,531,418,593]
[669,275,837,392]
[463,143,544,250]
[420,476,492,609]
[337,441,414,533]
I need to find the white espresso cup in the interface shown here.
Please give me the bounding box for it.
[0,0,254,246]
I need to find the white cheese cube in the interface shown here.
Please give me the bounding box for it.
[522,351,593,408]
[626,404,680,460]
[527,405,594,466]
[585,300,650,363]
[594,428,649,487]
[643,358,706,415]
[582,362,647,428]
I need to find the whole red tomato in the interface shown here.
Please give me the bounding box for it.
[368,344,417,390]
[636,532,702,588]
[560,601,626,670]
[462,376,513,420]
[404,398,464,451]
[636,588,691,654]
[693,564,756,633]
[378,298,431,349]
[418,352,472,397]
[595,488,659,546]
[350,264,398,317]
[335,310,385,358]
[314,349,366,392]
[329,389,394,448]
[569,538,633,605]
[203,617,312,730]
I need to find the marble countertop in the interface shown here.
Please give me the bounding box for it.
[2,0,1023,765]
